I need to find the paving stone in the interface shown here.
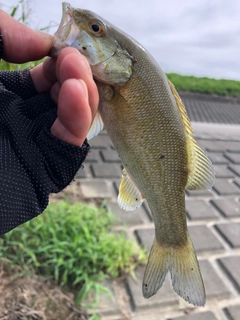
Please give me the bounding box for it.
[197,140,240,153]
[90,133,113,149]
[185,189,212,197]
[106,202,148,226]
[223,304,240,320]
[80,180,114,198]
[169,311,217,320]
[75,163,94,179]
[218,256,240,292]
[229,164,240,177]
[113,179,122,196]
[126,266,178,310]
[135,225,224,254]
[135,228,154,252]
[196,140,231,152]
[126,260,230,312]
[214,165,235,178]
[233,180,240,195]
[211,198,240,218]
[225,152,240,164]
[91,163,122,178]
[84,149,100,162]
[186,200,218,220]
[76,166,87,178]
[183,93,240,124]
[206,152,229,165]
[84,280,122,316]
[215,223,240,248]
[188,225,224,253]
[225,141,240,152]
[199,260,231,300]
[100,149,122,162]
[143,202,153,221]
[212,180,240,195]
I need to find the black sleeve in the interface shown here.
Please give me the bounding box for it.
[0,68,90,234]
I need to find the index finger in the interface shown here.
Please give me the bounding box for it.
[0,9,53,63]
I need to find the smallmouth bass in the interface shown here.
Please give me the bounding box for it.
[51,2,215,306]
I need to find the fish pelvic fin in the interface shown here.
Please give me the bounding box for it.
[167,78,215,191]
[87,111,104,140]
[118,168,144,211]
[143,235,206,306]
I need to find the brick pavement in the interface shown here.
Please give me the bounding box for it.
[181,93,240,124]
[74,93,240,319]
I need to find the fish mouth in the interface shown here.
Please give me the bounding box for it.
[50,2,81,57]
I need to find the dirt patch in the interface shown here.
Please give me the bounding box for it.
[49,180,85,204]
[0,265,89,320]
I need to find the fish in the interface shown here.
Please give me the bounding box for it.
[51,2,215,306]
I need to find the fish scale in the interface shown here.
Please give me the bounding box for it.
[51,2,215,306]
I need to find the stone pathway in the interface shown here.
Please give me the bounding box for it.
[74,93,240,320]
[181,92,240,124]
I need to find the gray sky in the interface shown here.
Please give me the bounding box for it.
[2,0,240,80]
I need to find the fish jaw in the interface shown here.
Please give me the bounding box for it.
[50,4,133,85]
[50,3,81,56]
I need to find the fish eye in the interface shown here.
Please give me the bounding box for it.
[92,24,100,32]
[89,21,104,36]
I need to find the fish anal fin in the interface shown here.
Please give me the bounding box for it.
[186,136,215,190]
[118,168,144,211]
[143,235,206,306]
[87,111,104,141]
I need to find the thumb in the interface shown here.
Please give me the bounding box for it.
[0,9,53,63]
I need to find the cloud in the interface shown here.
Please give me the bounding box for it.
[4,0,240,80]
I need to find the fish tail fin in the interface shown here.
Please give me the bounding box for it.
[142,235,206,306]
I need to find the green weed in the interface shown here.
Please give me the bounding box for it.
[0,200,146,305]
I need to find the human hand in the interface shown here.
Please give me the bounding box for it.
[0,9,98,146]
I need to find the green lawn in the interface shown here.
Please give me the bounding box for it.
[167,73,240,97]
[1,58,239,97]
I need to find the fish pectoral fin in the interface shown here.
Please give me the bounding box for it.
[118,168,144,211]
[87,111,104,141]
[186,136,215,190]
[143,235,206,307]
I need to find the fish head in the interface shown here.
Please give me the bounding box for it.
[51,2,133,85]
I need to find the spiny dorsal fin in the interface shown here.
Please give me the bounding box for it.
[118,168,144,211]
[167,78,215,190]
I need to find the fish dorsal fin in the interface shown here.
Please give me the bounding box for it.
[87,111,104,141]
[118,168,144,211]
[167,78,215,190]
[167,79,193,136]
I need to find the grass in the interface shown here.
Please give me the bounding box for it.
[0,59,41,70]
[167,73,240,97]
[0,200,146,307]
[1,57,239,97]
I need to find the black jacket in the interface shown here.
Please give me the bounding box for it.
[0,68,89,233]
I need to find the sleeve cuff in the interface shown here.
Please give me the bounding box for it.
[36,128,90,191]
